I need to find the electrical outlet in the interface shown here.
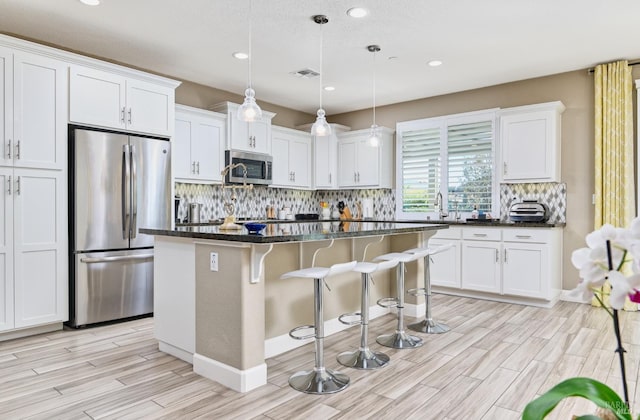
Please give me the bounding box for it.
[210,252,218,272]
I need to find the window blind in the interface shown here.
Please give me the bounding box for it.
[447,120,494,212]
[401,126,441,213]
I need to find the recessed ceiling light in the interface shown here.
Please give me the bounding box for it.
[324,86,335,92]
[80,0,100,5]
[428,60,443,67]
[233,52,249,60]
[347,7,368,18]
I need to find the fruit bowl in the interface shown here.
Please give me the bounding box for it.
[244,223,267,234]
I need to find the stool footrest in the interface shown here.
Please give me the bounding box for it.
[377,297,399,308]
[407,287,427,297]
[289,324,315,340]
[338,312,362,326]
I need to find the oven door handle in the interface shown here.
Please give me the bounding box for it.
[80,254,154,264]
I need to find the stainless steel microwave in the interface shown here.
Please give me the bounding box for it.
[224,150,273,185]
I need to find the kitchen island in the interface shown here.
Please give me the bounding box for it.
[141,220,446,392]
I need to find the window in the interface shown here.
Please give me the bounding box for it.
[396,109,498,220]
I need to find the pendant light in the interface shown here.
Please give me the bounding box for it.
[237,0,262,122]
[367,45,381,147]
[310,15,331,137]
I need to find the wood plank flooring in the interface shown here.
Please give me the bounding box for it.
[1,295,639,419]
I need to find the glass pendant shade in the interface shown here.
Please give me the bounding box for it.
[311,108,331,136]
[368,124,381,147]
[238,87,262,121]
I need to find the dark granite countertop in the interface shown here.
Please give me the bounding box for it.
[395,219,565,228]
[140,220,449,244]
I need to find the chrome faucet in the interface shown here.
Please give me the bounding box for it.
[435,191,448,220]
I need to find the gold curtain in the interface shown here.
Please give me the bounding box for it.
[593,60,636,310]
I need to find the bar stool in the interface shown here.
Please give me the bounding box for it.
[405,244,455,334]
[281,260,357,394]
[374,250,430,349]
[337,257,400,369]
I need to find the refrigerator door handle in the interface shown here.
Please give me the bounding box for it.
[122,144,131,240]
[80,254,154,263]
[130,145,137,239]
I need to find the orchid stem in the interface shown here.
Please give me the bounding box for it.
[606,239,630,408]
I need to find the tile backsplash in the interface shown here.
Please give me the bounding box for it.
[176,182,566,223]
[175,183,396,222]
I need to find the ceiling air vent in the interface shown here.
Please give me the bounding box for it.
[290,68,320,79]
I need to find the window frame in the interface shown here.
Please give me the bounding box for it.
[395,108,500,221]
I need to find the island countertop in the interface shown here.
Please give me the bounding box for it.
[140,220,448,243]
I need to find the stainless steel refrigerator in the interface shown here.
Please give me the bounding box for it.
[69,127,171,327]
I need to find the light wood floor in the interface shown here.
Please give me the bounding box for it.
[1,295,639,419]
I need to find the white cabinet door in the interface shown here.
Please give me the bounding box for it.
[313,133,337,189]
[174,106,225,183]
[289,137,311,188]
[338,140,357,187]
[13,52,67,170]
[271,135,290,186]
[500,101,564,183]
[357,140,380,186]
[126,79,173,137]
[429,239,460,288]
[70,65,175,137]
[461,241,501,293]
[0,168,13,332]
[0,48,12,169]
[502,242,548,299]
[248,119,270,155]
[211,102,275,154]
[69,65,126,131]
[13,169,66,328]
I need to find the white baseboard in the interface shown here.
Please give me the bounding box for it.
[0,322,62,342]
[403,302,425,319]
[264,304,390,359]
[159,341,193,364]
[193,353,267,393]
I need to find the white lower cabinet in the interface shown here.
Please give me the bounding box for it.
[429,226,562,305]
[0,168,66,332]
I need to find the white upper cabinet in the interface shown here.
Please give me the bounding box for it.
[499,101,565,183]
[337,127,394,188]
[271,126,311,189]
[0,49,67,170]
[174,105,225,183]
[69,65,176,137]
[210,102,275,155]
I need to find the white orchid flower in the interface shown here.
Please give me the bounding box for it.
[567,280,595,303]
[571,247,610,287]
[608,271,640,310]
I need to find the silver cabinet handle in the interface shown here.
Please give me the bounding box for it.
[80,253,154,264]
[7,176,10,195]
[329,173,332,183]
[504,249,507,263]
[358,172,360,182]
[515,235,532,239]
[503,162,507,175]
[192,161,196,174]
[354,172,357,182]
[128,108,132,124]
[473,233,487,237]
[495,249,499,262]
[15,140,19,160]
[121,107,126,124]
[7,139,10,159]
[293,172,296,182]
[15,176,20,195]
[196,161,200,174]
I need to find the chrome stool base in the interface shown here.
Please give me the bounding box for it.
[337,348,390,370]
[288,368,350,394]
[408,318,450,334]
[376,330,423,349]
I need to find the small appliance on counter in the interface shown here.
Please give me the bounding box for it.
[508,199,549,222]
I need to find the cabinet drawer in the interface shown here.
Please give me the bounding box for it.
[462,227,501,241]
[432,226,462,240]
[503,228,550,243]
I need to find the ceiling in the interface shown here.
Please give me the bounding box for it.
[1,0,640,115]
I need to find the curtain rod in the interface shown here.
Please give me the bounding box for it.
[587,60,640,74]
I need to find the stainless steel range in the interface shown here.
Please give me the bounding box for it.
[68,127,171,327]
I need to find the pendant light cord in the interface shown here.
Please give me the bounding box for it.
[319,20,324,110]
[247,0,253,89]
[372,47,376,126]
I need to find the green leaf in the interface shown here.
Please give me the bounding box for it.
[522,377,631,420]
